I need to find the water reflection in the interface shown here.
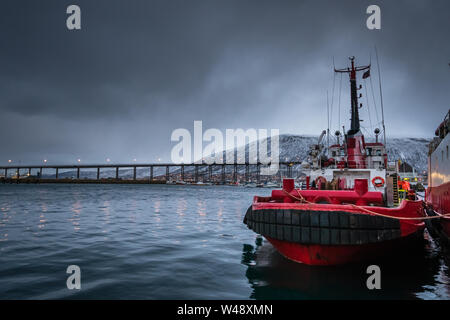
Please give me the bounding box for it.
[0,205,9,229]
[416,236,450,299]
[153,199,161,225]
[176,198,187,217]
[128,199,137,224]
[38,203,47,230]
[242,233,445,299]
[217,201,224,233]
[70,200,82,232]
[197,200,206,216]
[196,200,207,234]
[153,199,161,214]
[0,184,448,299]
[100,200,110,235]
[176,198,187,231]
[151,199,161,237]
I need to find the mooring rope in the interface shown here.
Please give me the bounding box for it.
[281,188,450,221]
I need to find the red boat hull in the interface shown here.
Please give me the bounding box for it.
[266,231,423,266]
[244,196,425,266]
[426,182,450,243]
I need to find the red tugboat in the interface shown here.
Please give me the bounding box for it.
[243,57,426,265]
[425,110,450,244]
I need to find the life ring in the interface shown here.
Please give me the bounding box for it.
[372,176,385,188]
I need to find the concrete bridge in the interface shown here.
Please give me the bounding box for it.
[0,162,302,184]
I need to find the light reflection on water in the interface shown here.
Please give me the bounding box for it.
[70,200,81,232]
[0,184,448,300]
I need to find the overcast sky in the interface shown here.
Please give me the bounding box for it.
[0,0,449,165]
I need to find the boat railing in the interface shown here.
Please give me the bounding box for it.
[322,160,387,170]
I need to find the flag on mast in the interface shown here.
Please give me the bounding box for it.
[362,69,370,79]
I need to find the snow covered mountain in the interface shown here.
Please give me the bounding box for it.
[227,134,429,173]
[274,134,429,173]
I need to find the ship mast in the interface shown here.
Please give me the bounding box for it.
[334,56,370,136]
[334,57,371,169]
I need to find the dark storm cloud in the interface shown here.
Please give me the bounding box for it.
[0,0,449,164]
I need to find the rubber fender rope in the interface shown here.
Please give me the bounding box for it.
[244,210,404,245]
[245,220,402,245]
[251,209,400,230]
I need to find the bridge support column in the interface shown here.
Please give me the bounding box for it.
[245,164,249,182]
[28,168,31,176]
[195,166,199,183]
[181,166,184,181]
[115,167,119,179]
[97,167,100,180]
[165,166,169,182]
[133,167,137,180]
[77,167,80,179]
[55,168,58,179]
[257,164,261,183]
[221,164,225,184]
[150,166,153,181]
[39,167,42,178]
[4,168,7,178]
[233,164,237,183]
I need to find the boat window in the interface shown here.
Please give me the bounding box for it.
[376,149,381,156]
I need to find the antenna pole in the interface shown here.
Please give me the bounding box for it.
[334,56,370,137]
[375,46,386,145]
[327,90,330,150]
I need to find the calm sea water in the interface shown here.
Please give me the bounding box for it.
[0,184,449,300]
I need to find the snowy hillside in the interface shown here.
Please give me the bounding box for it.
[276,135,429,173]
[229,134,429,173]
